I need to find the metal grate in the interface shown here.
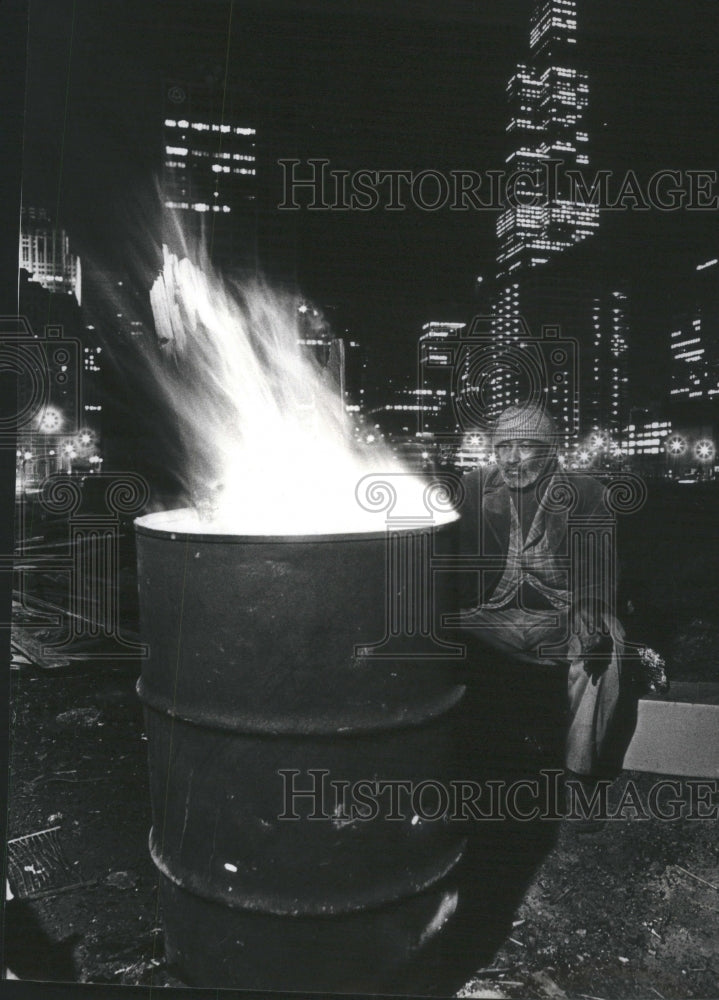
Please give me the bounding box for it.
[6,826,87,900]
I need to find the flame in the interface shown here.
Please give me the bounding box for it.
[146,246,453,535]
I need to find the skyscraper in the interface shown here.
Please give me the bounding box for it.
[496,0,598,279]
[669,256,719,407]
[418,321,467,437]
[19,207,82,305]
[486,0,627,452]
[162,80,258,273]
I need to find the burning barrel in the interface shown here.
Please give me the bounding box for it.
[135,507,466,992]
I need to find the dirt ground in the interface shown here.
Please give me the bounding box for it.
[4,647,718,998]
[4,480,718,996]
[457,784,719,1000]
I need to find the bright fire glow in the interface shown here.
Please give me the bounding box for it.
[146,246,454,535]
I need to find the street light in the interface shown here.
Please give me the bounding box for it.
[38,407,63,433]
[694,439,715,463]
[62,442,77,473]
[664,434,687,479]
[73,427,97,455]
[666,435,687,456]
[465,432,485,450]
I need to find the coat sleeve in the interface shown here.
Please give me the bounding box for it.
[573,475,619,626]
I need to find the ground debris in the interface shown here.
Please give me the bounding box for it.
[105,870,138,890]
[674,865,719,892]
[110,957,162,984]
[470,968,512,978]
[530,969,569,998]
[56,707,102,728]
[456,984,507,999]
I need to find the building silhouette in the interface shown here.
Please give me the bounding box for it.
[487,0,629,451]
[418,322,467,437]
[496,0,598,280]
[669,256,719,409]
[161,79,259,274]
[19,207,82,306]
[15,269,97,486]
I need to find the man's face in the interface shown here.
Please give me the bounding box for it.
[494,438,553,489]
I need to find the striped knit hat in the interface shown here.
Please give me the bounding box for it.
[492,404,558,447]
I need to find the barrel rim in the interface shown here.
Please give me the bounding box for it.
[134,508,457,544]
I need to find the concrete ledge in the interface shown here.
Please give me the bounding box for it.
[623,684,719,777]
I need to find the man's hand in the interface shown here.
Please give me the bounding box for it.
[572,607,614,678]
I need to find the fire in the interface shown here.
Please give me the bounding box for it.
[146,246,454,535]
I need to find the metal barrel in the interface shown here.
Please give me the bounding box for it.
[135,511,466,993]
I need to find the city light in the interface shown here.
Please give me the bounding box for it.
[464,432,486,451]
[694,439,715,463]
[666,435,687,455]
[38,407,63,433]
[74,428,97,454]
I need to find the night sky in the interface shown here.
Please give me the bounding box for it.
[21,0,719,397]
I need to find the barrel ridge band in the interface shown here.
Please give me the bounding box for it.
[136,676,466,737]
[149,829,466,917]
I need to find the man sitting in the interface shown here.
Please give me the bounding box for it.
[456,403,634,781]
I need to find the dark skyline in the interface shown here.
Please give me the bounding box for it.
[20,0,719,399]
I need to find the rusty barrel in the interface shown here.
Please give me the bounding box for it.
[134,510,466,992]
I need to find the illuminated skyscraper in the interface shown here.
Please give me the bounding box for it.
[669,256,719,406]
[496,0,598,279]
[588,289,629,439]
[19,207,82,305]
[418,321,467,436]
[485,1,628,450]
[162,80,258,272]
